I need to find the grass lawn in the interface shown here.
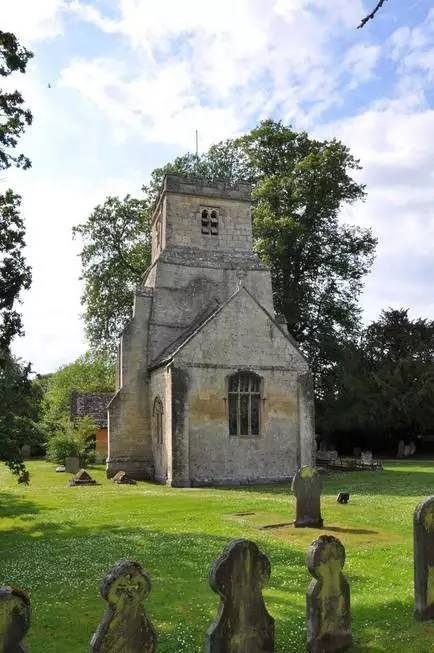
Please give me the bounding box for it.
[1,461,434,652]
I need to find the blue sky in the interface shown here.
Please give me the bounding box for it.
[3,0,434,372]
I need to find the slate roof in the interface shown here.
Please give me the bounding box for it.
[70,391,114,428]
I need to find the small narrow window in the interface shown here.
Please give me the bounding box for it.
[153,397,164,444]
[228,372,261,437]
[201,209,209,234]
[210,210,218,235]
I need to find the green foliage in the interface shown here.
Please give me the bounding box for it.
[46,415,97,465]
[0,30,33,171]
[0,190,32,355]
[73,195,152,355]
[0,354,44,481]
[75,120,375,395]
[318,309,434,449]
[42,352,115,433]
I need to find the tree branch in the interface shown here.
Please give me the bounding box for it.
[358,0,389,29]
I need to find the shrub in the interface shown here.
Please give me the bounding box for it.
[46,416,97,465]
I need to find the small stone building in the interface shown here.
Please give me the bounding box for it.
[107,175,314,485]
[70,391,113,458]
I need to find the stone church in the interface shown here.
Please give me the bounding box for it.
[107,174,314,485]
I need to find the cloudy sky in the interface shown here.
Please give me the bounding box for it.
[3,0,434,373]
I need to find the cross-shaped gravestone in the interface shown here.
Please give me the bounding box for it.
[292,466,323,528]
[307,535,352,653]
[90,560,156,652]
[414,497,434,621]
[205,539,274,653]
[0,585,30,653]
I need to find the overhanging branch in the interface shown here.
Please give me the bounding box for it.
[358,0,389,29]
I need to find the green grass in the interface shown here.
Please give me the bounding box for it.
[1,461,434,652]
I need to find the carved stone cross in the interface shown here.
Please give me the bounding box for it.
[0,585,30,653]
[292,466,323,528]
[205,539,274,653]
[307,535,352,653]
[90,560,156,652]
[414,496,434,620]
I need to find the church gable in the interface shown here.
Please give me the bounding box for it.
[171,286,308,372]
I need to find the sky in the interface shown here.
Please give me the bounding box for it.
[2,0,434,373]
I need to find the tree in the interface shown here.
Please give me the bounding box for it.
[42,352,115,433]
[73,196,152,355]
[318,309,434,450]
[0,31,34,480]
[75,120,376,394]
[358,1,390,29]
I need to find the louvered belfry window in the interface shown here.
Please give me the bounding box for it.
[201,208,219,235]
[228,372,261,437]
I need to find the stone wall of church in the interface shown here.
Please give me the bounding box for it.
[149,366,172,484]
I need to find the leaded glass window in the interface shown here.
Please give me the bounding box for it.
[228,372,261,437]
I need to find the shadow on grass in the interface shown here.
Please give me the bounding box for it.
[0,491,42,519]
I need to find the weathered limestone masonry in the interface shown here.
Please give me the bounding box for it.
[107,174,315,484]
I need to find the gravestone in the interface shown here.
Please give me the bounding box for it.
[397,440,405,458]
[90,559,156,652]
[414,496,434,620]
[65,456,80,474]
[0,585,30,653]
[292,466,323,528]
[69,469,97,486]
[337,492,349,505]
[404,445,411,458]
[360,451,373,465]
[205,539,274,653]
[409,441,417,456]
[112,471,137,485]
[55,465,66,473]
[307,535,352,653]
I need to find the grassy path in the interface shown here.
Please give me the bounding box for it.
[1,461,434,652]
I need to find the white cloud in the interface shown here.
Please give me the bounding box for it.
[1,0,67,43]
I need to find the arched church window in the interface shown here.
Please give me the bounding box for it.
[228,372,261,437]
[153,396,164,444]
[210,210,218,235]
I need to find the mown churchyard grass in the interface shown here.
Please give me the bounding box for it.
[1,461,434,652]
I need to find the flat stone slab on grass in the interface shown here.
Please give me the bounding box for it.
[69,469,97,486]
[55,466,66,473]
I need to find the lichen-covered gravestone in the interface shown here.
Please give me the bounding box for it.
[292,466,323,528]
[360,451,373,465]
[307,535,352,653]
[414,497,434,620]
[205,539,274,653]
[65,456,80,474]
[90,560,156,653]
[0,585,30,653]
[112,471,137,485]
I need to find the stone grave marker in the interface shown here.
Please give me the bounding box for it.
[69,469,97,486]
[337,492,349,505]
[404,445,411,457]
[409,441,417,456]
[65,456,80,474]
[292,466,323,528]
[360,450,373,465]
[112,471,137,485]
[0,585,30,653]
[55,465,66,473]
[205,539,274,653]
[414,496,434,620]
[397,440,405,458]
[90,559,156,652]
[307,535,352,653]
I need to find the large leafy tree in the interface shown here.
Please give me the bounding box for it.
[75,120,376,393]
[0,31,33,480]
[319,309,434,450]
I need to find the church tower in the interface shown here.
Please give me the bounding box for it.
[107,175,314,485]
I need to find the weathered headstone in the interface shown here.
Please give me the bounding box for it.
[414,496,434,620]
[0,585,30,653]
[409,441,417,456]
[90,560,156,652]
[205,539,274,653]
[328,450,339,463]
[307,535,352,653]
[337,492,349,505]
[55,465,66,473]
[404,445,411,458]
[292,466,323,528]
[21,445,31,460]
[65,456,80,474]
[360,450,373,465]
[69,469,97,486]
[112,471,137,485]
[397,440,405,458]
